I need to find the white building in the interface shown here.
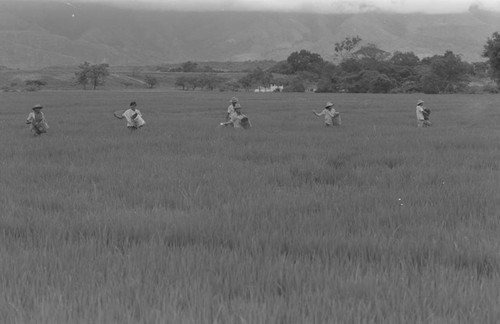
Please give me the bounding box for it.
[254,84,284,92]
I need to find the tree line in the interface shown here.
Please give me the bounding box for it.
[267,33,500,94]
[70,32,500,94]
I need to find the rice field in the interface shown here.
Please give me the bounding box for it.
[1,90,500,323]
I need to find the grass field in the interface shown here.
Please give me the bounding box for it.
[1,90,500,323]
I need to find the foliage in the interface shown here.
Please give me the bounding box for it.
[286,50,325,75]
[422,51,471,93]
[267,60,294,74]
[238,67,274,90]
[353,43,391,62]
[181,61,198,72]
[470,62,490,78]
[198,73,227,90]
[482,31,500,86]
[25,79,47,91]
[144,75,158,89]
[238,74,254,91]
[74,62,90,89]
[420,72,442,94]
[390,51,420,66]
[174,73,227,91]
[344,70,395,93]
[221,80,241,92]
[334,35,362,63]
[167,61,217,73]
[339,58,363,74]
[74,62,110,90]
[282,77,305,92]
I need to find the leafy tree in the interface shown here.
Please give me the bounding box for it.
[238,74,254,91]
[344,70,394,93]
[390,51,420,66]
[334,35,362,62]
[313,62,339,92]
[251,67,274,87]
[482,32,500,86]
[181,61,198,72]
[425,51,470,93]
[199,73,226,90]
[471,62,490,78]
[340,58,363,73]
[144,75,158,89]
[420,72,442,94]
[283,77,305,92]
[75,61,90,89]
[25,79,47,91]
[353,43,391,62]
[223,80,241,92]
[239,67,274,90]
[184,76,201,90]
[87,63,110,90]
[175,76,188,90]
[268,60,294,74]
[286,50,325,74]
[75,62,109,90]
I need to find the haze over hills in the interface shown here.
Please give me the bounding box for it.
[0,1,499,69]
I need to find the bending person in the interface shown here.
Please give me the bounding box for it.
[313,101,341,127]
[26,104,49,136]
[114,101,146,130]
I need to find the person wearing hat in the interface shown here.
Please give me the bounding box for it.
[220,103,251,129]
[225,97,241,123]
[313,102,341,127]
[114,101,146,130]
[416,99,431,127]
[26,104,49,136]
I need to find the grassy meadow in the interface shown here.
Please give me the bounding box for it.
[1,90,500,323]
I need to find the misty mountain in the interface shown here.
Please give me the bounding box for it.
[1,1,499,69]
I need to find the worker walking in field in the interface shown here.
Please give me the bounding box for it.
[220,102,251,129]
[114,101,146,131]
[313,101,341,127]
[26,104,49,136]
[226,97,241,123]
[416,99,431,127]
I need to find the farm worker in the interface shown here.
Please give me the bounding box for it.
[26,104,49,136]
[313,102,341,126]
[220,104,251,129]
[226,97,241,122]
[114,101,145,130]
[416,99,431,127]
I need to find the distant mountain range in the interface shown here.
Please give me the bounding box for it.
[1,1,499,69]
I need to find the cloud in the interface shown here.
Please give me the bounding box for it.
[10,0,500,13]
[128,0,500,13]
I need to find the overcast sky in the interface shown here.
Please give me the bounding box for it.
[5,0,500,14]
[98,0,500,13]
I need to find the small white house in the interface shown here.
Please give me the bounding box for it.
[254,84,284,93]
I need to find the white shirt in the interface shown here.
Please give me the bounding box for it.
[26,111,48,127]
[122,109,145,127]
[416,105,425,121]
[317,108,338,125]
[227,103,240,116]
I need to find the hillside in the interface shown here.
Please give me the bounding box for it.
[0,1,499,69]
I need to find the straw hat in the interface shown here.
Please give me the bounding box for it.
[417,99,424,105]
[325,102,334,108]
[230,97,239,103]
[32,104,43,110]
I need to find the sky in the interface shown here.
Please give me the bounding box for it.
[99,0,500,13]
[4,0,500,14]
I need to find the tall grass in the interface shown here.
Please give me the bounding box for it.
[1,91,500,323]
